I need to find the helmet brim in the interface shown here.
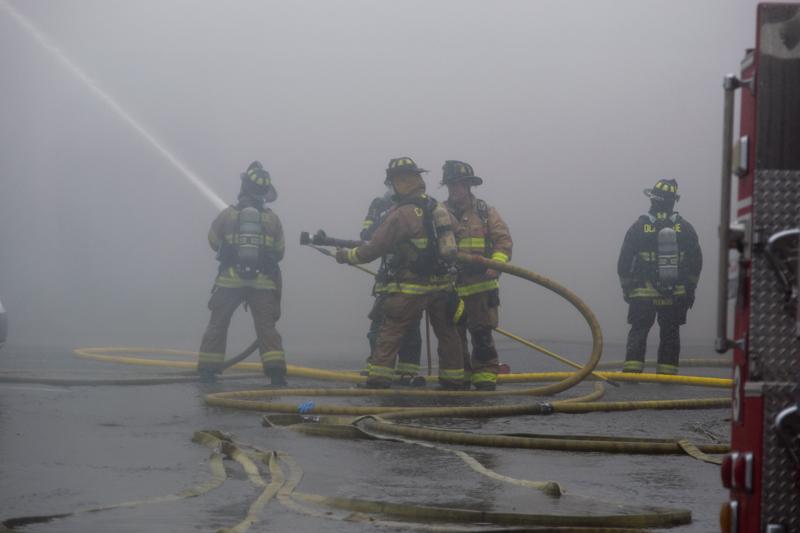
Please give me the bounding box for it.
[442,176,483,187]
[386,169,428,183]
[263,187,278,203]
[643,188,679,202]
[241,178,278,203]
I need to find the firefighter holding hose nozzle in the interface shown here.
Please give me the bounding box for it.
[335,157,465,389]
[196,161,288,385]
[617,179,702,375]
[360,184,424,386]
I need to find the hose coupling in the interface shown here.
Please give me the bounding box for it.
[539,402,555,415]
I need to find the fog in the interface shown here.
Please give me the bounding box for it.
[0,0,759,360]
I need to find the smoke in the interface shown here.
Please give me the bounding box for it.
[0,0,761,360]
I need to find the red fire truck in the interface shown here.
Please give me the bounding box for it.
[716,3,800,532]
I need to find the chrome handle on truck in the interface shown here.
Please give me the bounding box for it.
[716,74,741,353]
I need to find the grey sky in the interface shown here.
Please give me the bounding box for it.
[0,0,760,359]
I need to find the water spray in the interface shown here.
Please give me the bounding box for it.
[1,0,227,211]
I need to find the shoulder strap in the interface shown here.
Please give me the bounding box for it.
[399,194,433,210]
[476,198,492,256]
[475,199,489,224]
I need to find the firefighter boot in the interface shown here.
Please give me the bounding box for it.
[623,304,656,372]
[623,323,648,373]
[265,368,287,387]
[436,380,468,391]
[197,364,222,382]
[470,327,499,391]
[396,374,427,387]
[360,378,392,389]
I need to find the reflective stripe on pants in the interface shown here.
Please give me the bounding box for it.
[198,287,285,375]
[369,291,463,387]
[458,290,500,384]
[624,302,686,371]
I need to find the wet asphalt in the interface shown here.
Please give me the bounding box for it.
[0,341,730,532]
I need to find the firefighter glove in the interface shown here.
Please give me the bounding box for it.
[335,248,350,264]
[621,283,632,304]
[686,286,696,309]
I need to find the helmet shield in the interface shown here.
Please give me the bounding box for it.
[385,157,428,183]
[643,178,680,202]
[441,160,483,186]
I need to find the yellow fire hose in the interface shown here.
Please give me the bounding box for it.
[355,417,729,456]
[307,246,612,385]
[68,254,606,398]
[0,427,698,531]
[5,430,687,531]
[67,346,733,388]
[493,327,620,386]
[0,248,731,531]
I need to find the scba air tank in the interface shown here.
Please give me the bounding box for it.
[657,227,679,289]
[432,203,457,259]
[236,207,263,279]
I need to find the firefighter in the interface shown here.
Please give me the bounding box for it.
[197,161,287,385]
[443,161,513,391]
[617,178,702,375]
[336,157,464,389]
[361,187,424,386]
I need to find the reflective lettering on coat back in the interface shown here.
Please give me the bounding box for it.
[644,223,681,233]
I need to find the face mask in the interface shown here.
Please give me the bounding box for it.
[650,199,675,213]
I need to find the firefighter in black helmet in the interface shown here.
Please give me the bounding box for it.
[443,161,513,390]
[336,157,464,389]
[617,179,702,374]
[197,161,288,384]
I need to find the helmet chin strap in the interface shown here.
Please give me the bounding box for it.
[650,198,675,214]
[238,189,265,209]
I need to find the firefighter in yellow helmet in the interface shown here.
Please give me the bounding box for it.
[336,157,465,389]
[443,161,513,391]
[617,178,702,375]
[197,161,287,385]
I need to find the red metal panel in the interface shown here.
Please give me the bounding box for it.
[728,8,760,533]
[730,394,764,532]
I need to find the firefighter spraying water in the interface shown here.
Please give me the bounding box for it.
[196,161,288,386]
